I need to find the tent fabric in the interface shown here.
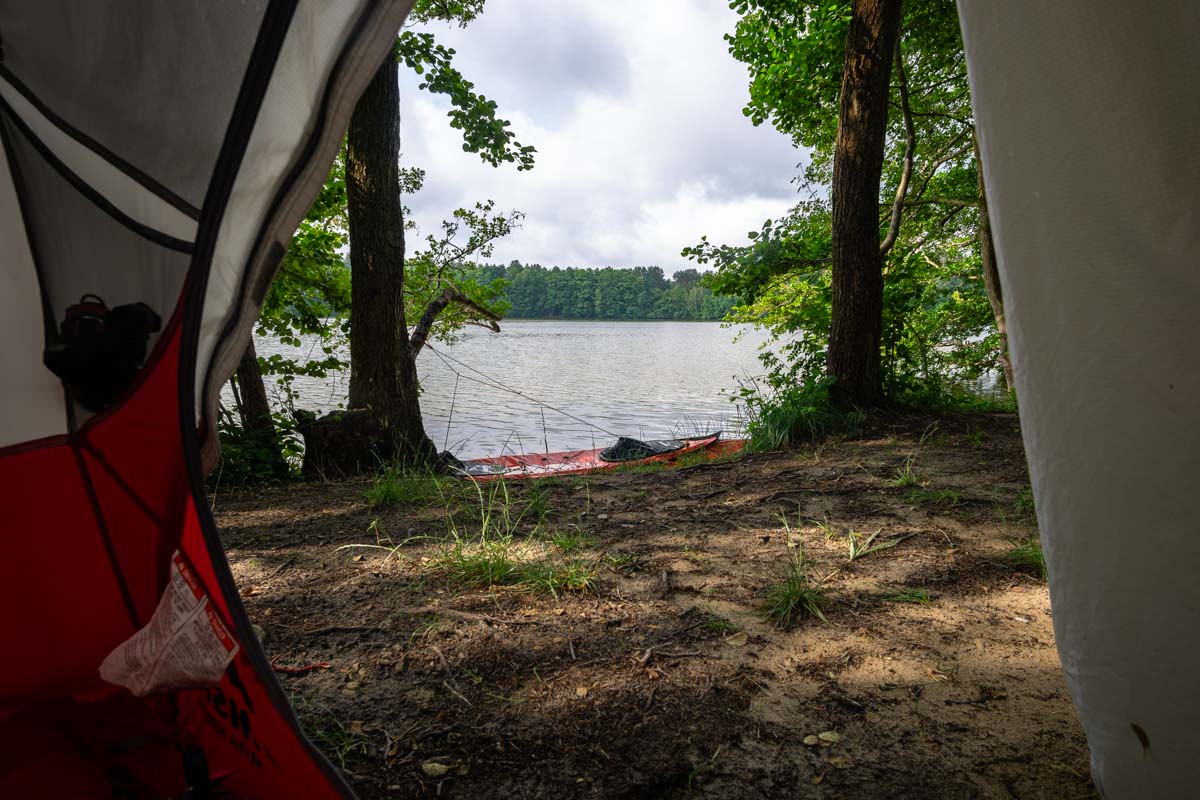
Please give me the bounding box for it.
[958,2,1200,795]
[0,1,413,797]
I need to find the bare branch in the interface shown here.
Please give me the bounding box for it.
[908,133,973,204]
[903,197,976,208]
[409,279,502,357]
[880,41,915,257]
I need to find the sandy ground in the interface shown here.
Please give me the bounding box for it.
[213,412,1094,798]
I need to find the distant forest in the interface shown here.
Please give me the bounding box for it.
[467,262,736,321]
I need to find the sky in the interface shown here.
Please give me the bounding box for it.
[398,0,806,273]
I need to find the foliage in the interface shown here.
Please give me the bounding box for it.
[735,374,863,451]
[214,411,299,486]
[882,588,931,604]
[761,531,826,627]
[693,0,1005,420]
[365,466,463,508]
[395,31,535,170]
[255,157,353,414]
[1007,537,1047,580]
[462,262,734,321]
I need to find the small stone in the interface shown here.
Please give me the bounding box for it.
[421,761,450,778]
[575,686,589,698]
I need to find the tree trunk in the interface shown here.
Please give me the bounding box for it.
[232,338,289,476]
[826,0,902,409]
[343,56,436,465]
[974,133,1014,393]
[234,338,274,433]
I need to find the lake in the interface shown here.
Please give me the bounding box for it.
[252,320,773,459]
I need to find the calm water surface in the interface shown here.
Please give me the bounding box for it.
[252,320,772,459]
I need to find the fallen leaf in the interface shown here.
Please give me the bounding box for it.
[421,761,450,778]
[818,731,841,744]
[811,774,825,785]
[803,735,820,747]
[723,631,749,647]
[827,755,854,769]
[349,721,364,734]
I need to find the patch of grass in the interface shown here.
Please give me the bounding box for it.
[904,487,961,506]
[815,513,837,540]
[741,379,865,452]
[544,527,595,554]
[882,588,932,604]
[1013,487,1036,521]
[886,459,923,489]
[761,533,827,627]
[293,698,369,770]
[606,552,635,569]
[699,614,739,635]
[524,480,553,527]
[431,530,598,597]
[365,466,459,509]
[1007,537,1046,579]
[846,528,915,562]
[521,558,598,597]
[966,429,987,449]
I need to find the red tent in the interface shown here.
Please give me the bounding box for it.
[0,2,410,796]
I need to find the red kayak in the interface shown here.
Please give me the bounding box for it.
[460,433,746,481]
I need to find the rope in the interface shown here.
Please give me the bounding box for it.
[424,343,621,439]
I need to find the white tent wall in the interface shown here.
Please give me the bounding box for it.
[958,1,1200,795]
[0,153,63,448]
[195,0,416,454]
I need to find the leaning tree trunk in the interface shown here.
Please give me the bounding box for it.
[233,338,288,477]
[234,338,275,434]
[297,56,436,475]
[826,0,902,409]
[974,133,1014,393]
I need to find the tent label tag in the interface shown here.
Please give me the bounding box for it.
[99,551,239,695]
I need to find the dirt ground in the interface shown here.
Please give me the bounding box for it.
[213,413,1094,799]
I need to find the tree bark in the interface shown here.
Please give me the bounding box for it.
[409,282,502,358]
[974,132,1014,393]
[826,0,902,409]
[344,56,436,464]
[233,338,289,475]
[235,338,274,433]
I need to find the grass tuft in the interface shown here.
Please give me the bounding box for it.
[886,459,923,489]
[365,466,459,509]
[1006,537,1046,579]
[761,530,826,627]
[846,528,915,562]
[544,527,595,554]
[882,588,932,604]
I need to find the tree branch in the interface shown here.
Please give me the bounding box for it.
[409,280,502,358]
[903,197,976,208]
[879,40,915,257]
[908,134,972,204]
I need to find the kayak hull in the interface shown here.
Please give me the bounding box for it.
[461,434,745,481]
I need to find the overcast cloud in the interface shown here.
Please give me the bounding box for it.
[399,0,805,273]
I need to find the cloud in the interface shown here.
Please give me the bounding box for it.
[399,0,805,273]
